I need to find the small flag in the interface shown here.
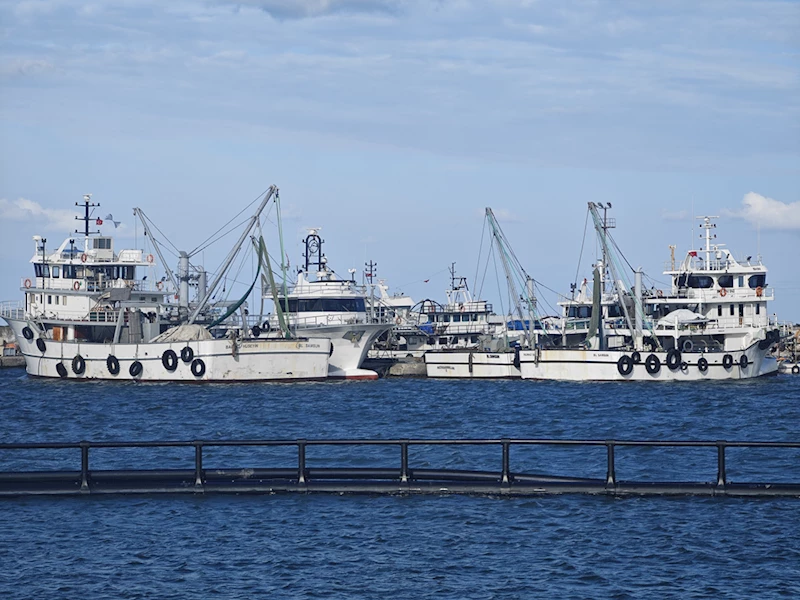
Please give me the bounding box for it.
[96,218,103,226]
[688,251,697,257]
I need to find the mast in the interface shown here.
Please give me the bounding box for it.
[188,185,277,324]
[75,194,100,252]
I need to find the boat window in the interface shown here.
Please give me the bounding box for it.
[748,274,766,289]
[717,275,733,288]
[438,337,447,345]
[52,266,60,278]
[729,305,734,316]
[676,274,688,288]
[47,295,52,305]
[279,298,366,312]
[739,304,744,317]
[443,315,450,323]
[568,306,592,319]
[34,264,50,278]
[93,238,112,250]
[471,335,479,343]
[686,275,714,289]
[717,305,722,317]
[756,303,760,315]
[738,276,744,288]
[606,305,623,318]
[62,265,76,279]
[452,315,461,322]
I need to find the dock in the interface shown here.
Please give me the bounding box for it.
[1,438,798,498]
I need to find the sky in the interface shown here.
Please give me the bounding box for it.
[1,0,799,322]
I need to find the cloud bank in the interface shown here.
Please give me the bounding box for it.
[218,0,402,19]
[0,198,76,233]
[731,192,800,231]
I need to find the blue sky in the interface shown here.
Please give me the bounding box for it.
[1,0,799,321]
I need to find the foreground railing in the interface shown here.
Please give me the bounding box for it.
[1,438,798,498]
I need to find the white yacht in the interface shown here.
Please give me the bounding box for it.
[261,229,392,380]
[0,189,331,382]
[518,205,781,381]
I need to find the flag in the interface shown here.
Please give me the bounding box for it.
[688,251,697,257]
[96,218,103,226]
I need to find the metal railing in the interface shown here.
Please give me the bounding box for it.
[0,437,797,497]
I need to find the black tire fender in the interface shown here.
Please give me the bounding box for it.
[722,354,734,369]
[162,349,178,372]
[181,346,194,363]
[697,357,709,373]
[129,360,143,377]
[739,355,749,369]
[107,355,120,375]
[666,349,681,371]
[56,362,68,378]
[36,338,46,353]
[22,326,34,340]
[72,355,86,375]
[645,354,661,375]
[191,358,206,377]
[617,355,634,376]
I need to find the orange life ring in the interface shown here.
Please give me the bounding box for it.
[146,254,155,264]
[73,281,81,291]
[23,278,32,289]
[156,281,164,291]
[756,286,763,297]
[394,316,402,325]
[719,287,728,297]
[80,253,88,263]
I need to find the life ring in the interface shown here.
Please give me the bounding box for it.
[80,253,88,263]
[22,326,34,340]
[181,346,194,363]
[617,355,634,376]
[718,287,727,297]
[191,358,206,377]
[756,286,763,297]
[36,338,46,353]
[23,278,32,289]
[722,354,734,369]
[129,360,143,377]
[681,339,693,353]
[72,355,86,375]
[107,355,120,375]
[631,351,641,364]
[73,281,81,291]
[697,357,709,373]
[666,349,681,370]
[251,325,261,338]
[162,349,178,372]
[645,354,661,374]
[156,281,163,291]
[146,254,155,264]
[739,355,749,369]
[657,289,663,298]
[56,363,68,378]
[394,316,402,325]
[792,365,800,375]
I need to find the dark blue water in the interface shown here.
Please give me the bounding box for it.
[1,369,799,598]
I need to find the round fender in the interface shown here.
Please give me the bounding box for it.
[251,325,261,338]
[666,349,681,370]
[71,355,86,375]
[162,349,178,372]
[22,326,34,340]
[631,351,641,364]
[697,357,709,373]
[191,358,206,377]
[681,339,694,353]
[617,355,634,376]
[739,355,749,369]
[722,354,734,369]
[129,360,143,377]
[36,338,46,353]
[181,346,194,363]
[107,355,120,375]
[792,365,800,375]
[56,363,68,378]
[645,354,660,375]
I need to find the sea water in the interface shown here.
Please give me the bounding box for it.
[0,369,798,598]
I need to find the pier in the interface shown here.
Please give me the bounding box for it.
[1,438,798,498]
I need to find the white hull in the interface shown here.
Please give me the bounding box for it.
[425,351,521,379]
[7,319,330,382]
[282,323,390,380]
[519,344,770,381]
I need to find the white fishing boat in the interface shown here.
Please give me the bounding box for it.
[518,204,781,381]
[0,188,331,382]
[259,229,392,380]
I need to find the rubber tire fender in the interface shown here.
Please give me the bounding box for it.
[722,354,734,369]
[181,346,194,363]
[631,351,641,364]
[56,363,68,378]
[617,355,634,376]
[107,355,120,375]
[162,349,178,372]
[645,354,661,375]
[251,325,261,338]
[36,338,46,353]
[191,358,206,377]
[666,349,681,371]
[129,360,143,377]
[792,365,800,375]
[72,355,86,375]
[697,357,709,373]
[739,355,749,369]
[22,326,34,341]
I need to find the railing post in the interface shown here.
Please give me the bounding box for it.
[297,440,306,485]
[716,441,726,488]
[400,441,409,483]
[80,441,90,492]
[605,441,616,487]
[501,439,510,485]
[194,442,204,488]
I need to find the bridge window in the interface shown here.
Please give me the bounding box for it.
[34,264,50,277]
[717,275,733,288]
[756,303,760,315]
[748,274,766,289]
[686,275,714,288]
[729,305,734,316]
[717,305,722,317]
[279,298,366,312]
[93,238,112,250]
[52,266,60,278]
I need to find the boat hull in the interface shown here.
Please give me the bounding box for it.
[6,318,330,382]
[519,344,770,381]
[424,351,521,379]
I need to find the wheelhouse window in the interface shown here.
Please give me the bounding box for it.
[717,305,722,317]
[51,266,60,278]
[748,274,766,289]
[93,238,112,250]
[606,305,623,318]
[279,298,367,312]
[684,275,714,289]
[568,306,592,319]
[717,275,733,288]
[34,264,50,277]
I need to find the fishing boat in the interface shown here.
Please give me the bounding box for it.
[0,188,331,382]
[518,204,781,381]
[260,229,392,379]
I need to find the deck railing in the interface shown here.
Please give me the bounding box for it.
[0,437,797,497]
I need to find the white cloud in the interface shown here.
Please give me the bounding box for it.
[217,0,402,18]
[729,192,800,231]
[0,197,77,233]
